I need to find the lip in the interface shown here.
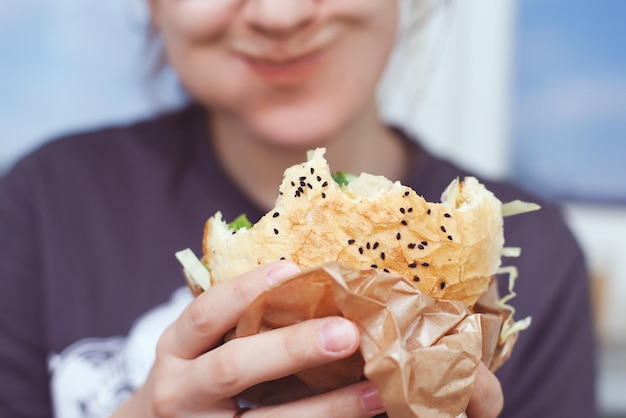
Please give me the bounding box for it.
[238,48,327,86]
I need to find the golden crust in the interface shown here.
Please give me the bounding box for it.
[203,149,504,307]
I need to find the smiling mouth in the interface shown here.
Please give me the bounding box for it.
[239,49,327,86]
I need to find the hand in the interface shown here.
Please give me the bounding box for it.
[112,260,386,418]
[466,362,504,418]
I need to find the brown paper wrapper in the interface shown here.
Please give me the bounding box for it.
[233,263,518,417]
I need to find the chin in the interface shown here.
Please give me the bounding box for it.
[246,103,350,150]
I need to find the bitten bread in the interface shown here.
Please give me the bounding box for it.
[203,148,507,307]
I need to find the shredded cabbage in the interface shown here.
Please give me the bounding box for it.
[175,248,211,291]
[501,200,541,217]
[496,265,532,343]
[501,247,522,258]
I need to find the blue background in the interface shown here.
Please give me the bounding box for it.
[512,0,625,203]
[1,0,624,202]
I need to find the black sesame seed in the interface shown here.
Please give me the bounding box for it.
[280,257,286,260]
[381,252,386,260]
[448,235,453,241]
[440,282,446,290]
[384,268,390,273]
[404,191,410,197]
[310,167,315,174]
[413,276,420,282]
[421,241,428,246]
[359,247,364,255]
[348,239,356,245]
[317,175,322,181]
[373,242,379,249]
[408,262,417,268]
[300,181,306,187]
[274,228,279,235]
[371,264,378,268]
[400,208,406,214]
[295,190,301,197]
[273,212,280,218]
[408,208,413,213]
[401,220,408,226]
[322,181,328,187]
[291,181,295,187]
[307,183,313,189]
[299,176,306,181]
[408,243,416,249]
[427,209,431,215]
[422,262,430,267]
[444,213,451,218]
[418,244,425,250]
[440,225,447,233]
[366,242,371,250]
[298,186,304,193]
[322,192,326,198]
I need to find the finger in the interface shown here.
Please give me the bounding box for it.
[247,381,385,418]
[161,260,301,359]
[466,362,503,418]
[184,316,360,401]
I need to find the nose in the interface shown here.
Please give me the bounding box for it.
[242,0,317,35]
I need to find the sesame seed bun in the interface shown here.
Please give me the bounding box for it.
[203,148,504,307]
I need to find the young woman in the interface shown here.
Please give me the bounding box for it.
[0,1,597,417]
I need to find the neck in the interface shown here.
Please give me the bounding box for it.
[209,103,410,211]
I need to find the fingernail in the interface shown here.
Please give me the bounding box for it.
[361,385,384,413]
[318,319,357,353]
[266,263,300,286]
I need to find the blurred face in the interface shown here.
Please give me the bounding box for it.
[150,0,398,148]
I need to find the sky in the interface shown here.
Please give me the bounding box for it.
[0,0,624,204]
[511,0,626,203]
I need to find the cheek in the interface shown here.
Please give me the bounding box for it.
[170,48,251,113]
[159,7,247,107]
[158,0,240,41]
[322,0,399,89]
[328,0,397,19]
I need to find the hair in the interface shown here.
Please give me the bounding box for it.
[113,0,190,111]
[378,0,453,129]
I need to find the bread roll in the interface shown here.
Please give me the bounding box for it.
[203,148,505,307]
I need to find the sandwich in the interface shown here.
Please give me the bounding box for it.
[180,147,538,308]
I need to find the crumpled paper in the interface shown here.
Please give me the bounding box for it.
[233,262,519,417]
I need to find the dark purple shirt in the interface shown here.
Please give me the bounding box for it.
[0,105,598,417]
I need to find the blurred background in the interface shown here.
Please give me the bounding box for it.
[0,0,624,416]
